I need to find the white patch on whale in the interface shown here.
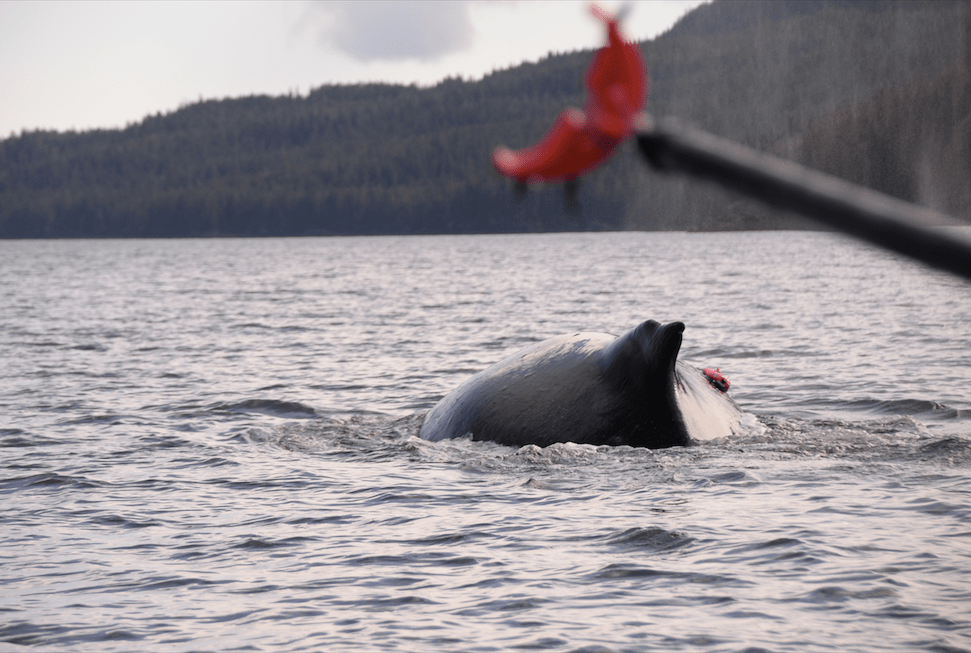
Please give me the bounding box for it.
[674,361,742,442]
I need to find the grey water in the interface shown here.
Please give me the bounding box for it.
[1,231,969,652]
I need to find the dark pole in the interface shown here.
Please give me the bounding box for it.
[636,113,971,282]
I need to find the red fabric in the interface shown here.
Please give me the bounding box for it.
[492,7,647,183]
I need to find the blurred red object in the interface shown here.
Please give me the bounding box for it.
[492,5,647,183]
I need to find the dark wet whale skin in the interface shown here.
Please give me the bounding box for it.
[420,320,696,449]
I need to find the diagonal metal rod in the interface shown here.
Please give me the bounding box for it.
[635,113,971,282]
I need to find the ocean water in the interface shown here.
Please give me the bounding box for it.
[1,231,969,652]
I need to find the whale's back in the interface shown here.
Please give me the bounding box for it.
[420,320,721,449]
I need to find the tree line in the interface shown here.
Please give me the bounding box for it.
[1,0,968,238]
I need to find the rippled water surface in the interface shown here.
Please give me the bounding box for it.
[2,232,970,652]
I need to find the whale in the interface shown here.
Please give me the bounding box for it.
[419,320,741,448]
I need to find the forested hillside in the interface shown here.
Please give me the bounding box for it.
[795,59,971,219]
[1,0,969,238]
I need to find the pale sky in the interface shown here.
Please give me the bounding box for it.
[0,1,706,137]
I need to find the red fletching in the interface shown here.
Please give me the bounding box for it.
[492,5,648,183]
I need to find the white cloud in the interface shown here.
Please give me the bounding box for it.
[310,1,475,62]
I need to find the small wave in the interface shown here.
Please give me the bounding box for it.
[828,397,969,419]
[589,563,733,587]
[458,596,547,615]
[728,537,823,565]
[360,595,438,608]
[175,456,241,470]
[13,340,64,348]
[706,470,761,486]
[134,576,223,592]
[602,526,695,553]
[0,622,75,647]
[232,536,318,550]
[255,383,289,391]
[917,436,971,465]
[69,343,108,352]
[407,532,475,546]
[285,515,355,526]
[1,473,104,493]
[55,413,137,427]
[719,348,816,359]
[919,436,971,455]
[800,585,898,604]
[905,497,968,517]
[208,399,318,419]
[522,477,554,489]
[90,514,161,529]
[308,383,371,392]
[0,429,60,448]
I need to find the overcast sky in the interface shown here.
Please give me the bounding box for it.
[0,1,706,137]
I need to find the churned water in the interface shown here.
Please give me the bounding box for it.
[1,231,969,652]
